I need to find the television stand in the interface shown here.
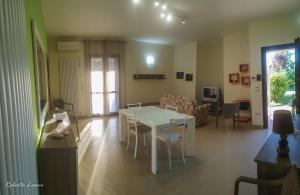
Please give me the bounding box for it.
[202,100,221,115]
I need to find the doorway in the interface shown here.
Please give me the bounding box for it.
[90,56,119,115]
[261,43,297,128]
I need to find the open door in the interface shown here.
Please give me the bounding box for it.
[295,37,300,114]
[261,42,297,128]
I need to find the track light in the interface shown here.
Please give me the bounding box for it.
[133,0,187,24]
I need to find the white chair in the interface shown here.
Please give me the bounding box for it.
[166,105,178,112]
[127,103,142,108]
[157,118,187,170]
[125,113,151,159]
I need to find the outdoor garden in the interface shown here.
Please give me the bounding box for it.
[268,48,295,107]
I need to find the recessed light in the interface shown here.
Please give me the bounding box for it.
[160,13,165,18]
[133,0,140,3]
[162,4,167,10]
[166,14,172,22]
[154,1,160,6]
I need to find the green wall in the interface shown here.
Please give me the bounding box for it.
[25,0,47,145]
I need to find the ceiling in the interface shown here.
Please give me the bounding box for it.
[41,0,300,45]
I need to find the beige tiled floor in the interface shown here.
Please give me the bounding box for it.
[78,116,271,195]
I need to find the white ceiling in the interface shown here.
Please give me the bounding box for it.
[41,0,300,45]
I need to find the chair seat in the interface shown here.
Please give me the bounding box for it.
[130,124,151,134]
[157,130,182,143]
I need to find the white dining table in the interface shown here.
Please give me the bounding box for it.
[119,106,195,174]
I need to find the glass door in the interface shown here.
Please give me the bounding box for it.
[90,56,119,115]
[91,57,104,115]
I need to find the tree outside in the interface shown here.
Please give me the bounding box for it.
[267,48,295,106]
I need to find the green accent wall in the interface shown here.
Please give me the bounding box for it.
[25,0,47,145]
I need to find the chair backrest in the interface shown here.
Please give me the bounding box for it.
[127,103,142,108]
[166,105,178,112]
[223,102,240,118]
[125,113,137,133]
[53,99,65,109]
[169,118,188,138]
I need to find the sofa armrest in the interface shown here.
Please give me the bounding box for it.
[192,104,211,126]
[196,104,211,113]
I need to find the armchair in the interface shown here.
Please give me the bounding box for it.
[234,166,300,195]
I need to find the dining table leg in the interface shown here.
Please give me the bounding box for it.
[185,118,196,156]
[151,125,158,174]
[119,112,127,142]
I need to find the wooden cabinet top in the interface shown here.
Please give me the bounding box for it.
[255,133,300,167]
[39,110,77,150]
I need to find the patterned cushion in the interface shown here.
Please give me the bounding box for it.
[160,94,210,126]
[281,166,300,195]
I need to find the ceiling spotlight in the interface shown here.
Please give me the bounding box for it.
[160,13,165,18]
[133,0,140,3]
[154,1,160,6]
[166,14,172,22]
[181,18,186,24]
[162,4,167,10]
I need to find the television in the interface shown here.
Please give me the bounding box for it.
[202,87,219,102]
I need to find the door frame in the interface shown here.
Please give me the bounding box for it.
[261,43,296,128]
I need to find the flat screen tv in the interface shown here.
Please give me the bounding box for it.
[202,87,219,102]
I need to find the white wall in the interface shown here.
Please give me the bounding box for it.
[197,40,223,102]
[223,32,250,103]
[249,13,300,126]
[125,41,174,104]
[173,42,198,99]
[48,37,88,116]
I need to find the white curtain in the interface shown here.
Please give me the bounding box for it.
[59,57,80,115]
[85,40,125,116]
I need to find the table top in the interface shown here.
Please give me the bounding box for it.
[255,133,300,167]
[119,106,194,127]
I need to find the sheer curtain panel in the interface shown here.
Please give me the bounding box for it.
[85,40,125,116]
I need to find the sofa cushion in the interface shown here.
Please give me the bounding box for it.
[175,96,194,115]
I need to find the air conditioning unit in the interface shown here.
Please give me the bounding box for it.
[57,41,80,51]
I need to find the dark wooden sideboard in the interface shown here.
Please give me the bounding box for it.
[255,133,300,195]
[38,111,78,195]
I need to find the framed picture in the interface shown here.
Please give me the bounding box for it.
[241,76,251,86]
[176,72,184,79]
[229,73,240,84]
[185,73,193,81]
[239,64,249,73]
